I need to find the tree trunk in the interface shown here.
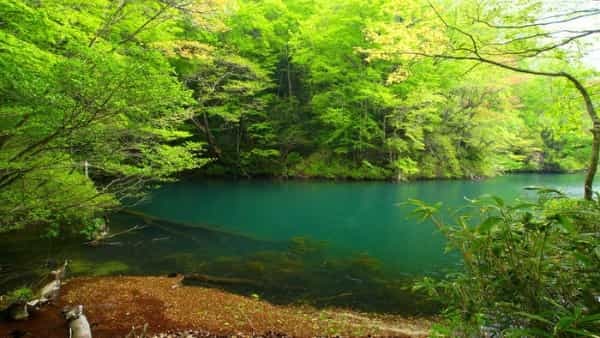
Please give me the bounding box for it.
[562,72,599,200]
[191,113,221,158]
[585,127,600,200]
[286,44,293,99]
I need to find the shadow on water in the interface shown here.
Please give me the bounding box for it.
[0,211,441,316]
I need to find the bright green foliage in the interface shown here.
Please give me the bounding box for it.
[0,0,209,232]
[364,0,598,179]
[1,0,597,231]
[0,1,599,334]
[411,192,600,337]
[517,76,593,172]
[186,0,595,180]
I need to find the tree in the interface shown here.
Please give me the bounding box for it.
[0,0,210,231]
[366,0,600,199]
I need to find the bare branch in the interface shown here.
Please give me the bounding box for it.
[484,29,600,58]
[475,10,600,29]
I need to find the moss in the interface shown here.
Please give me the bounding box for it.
[70,259,130,276]
[95,261,130,275]
[159,252,202,272]
[288,236,326,257]
[1,287,34,311]
[243,261,266,275]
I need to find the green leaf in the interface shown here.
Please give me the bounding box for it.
[524,186,565,196]
[556,215,575,233]
[514,311,553,325]
[509,202,537,210]
[555,315,576,330]
[478,216,502,232]
[505,327,552,338]
[562,328,600,338]
[491,195,505,207]
[579,313,600,324]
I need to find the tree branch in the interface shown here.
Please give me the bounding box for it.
[475,10,600,29]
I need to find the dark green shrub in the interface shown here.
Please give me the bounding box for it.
[410,191,600,337]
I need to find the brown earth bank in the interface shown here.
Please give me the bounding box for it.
[0,276,432,338]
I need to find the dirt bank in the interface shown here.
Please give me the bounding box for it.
[0,276,432,337]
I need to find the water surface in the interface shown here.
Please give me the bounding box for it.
[0,173,586,314]
[136,173,584,275]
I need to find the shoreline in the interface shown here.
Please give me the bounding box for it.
[0,276,433,338]
[179,170,585,185]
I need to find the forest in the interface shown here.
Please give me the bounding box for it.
[1,0,599,337]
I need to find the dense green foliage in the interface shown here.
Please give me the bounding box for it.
[191,0,597,180]
[0,1,597,226]
[0,0,211,231]
[0,1,599,336]
[411,192,600,336]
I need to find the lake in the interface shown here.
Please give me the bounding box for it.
[0,173,586,314]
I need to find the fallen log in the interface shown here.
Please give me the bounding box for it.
[27,260,68,308]
[35,279,60,304]
[182,273,263,288]
[85,225,146,246]
[63,305,92,338]
[121,209,274,244]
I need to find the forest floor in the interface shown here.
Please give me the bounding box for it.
[0,276,432,338]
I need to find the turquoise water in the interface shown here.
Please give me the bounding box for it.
[136,173,584,275]
[0,173,587,314]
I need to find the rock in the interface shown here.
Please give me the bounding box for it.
[63,305,92,338]
[8,302,28,321]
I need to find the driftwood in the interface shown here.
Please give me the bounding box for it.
[33,279,60,305]
[51,260,69,280]
[27,260,68,309]
[313,292,353,303]
[182,273,263,288]
[121,209,274,244]
[85,225,146,246]
[5,261,69,320]
[183,273,307,292]
[63,305,92,338]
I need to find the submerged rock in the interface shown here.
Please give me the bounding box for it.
[7,302,28,321]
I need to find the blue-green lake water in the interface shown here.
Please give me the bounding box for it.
[136,173,584,274]
[0,174,587,314]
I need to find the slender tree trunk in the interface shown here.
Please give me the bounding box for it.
[585,128,600,200]
[236,119,242,176]
[286,44,293,99]
[236,123,241,163]
[562,73,599,200]
[202,112,221,156]
[191,113,221,158]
